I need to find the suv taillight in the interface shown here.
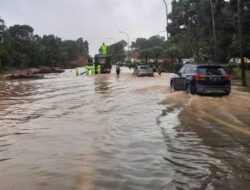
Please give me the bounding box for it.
[224,74,232,80]
[193,74,206,80]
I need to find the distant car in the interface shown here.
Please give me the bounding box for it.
[229,57,250,65]
[182,58,194,64]
[134,65,154,77]
[170,64,231,95]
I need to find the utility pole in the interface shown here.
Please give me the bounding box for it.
[238,0,247,86]
[162,0,168,41]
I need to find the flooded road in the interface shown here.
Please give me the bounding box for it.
[0,68,250,190]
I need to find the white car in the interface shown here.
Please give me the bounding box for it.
[134,65,154,77]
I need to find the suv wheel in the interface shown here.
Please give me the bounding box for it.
[186,83,196,94]
[170,81,174,90]
[186,84,190,94]
[224,90,231,96]
[171,80,177,91]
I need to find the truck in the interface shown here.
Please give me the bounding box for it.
[94,54,112,74]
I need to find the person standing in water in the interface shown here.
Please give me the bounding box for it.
[76,67,79,76]
[85,65,89,76]
[91,64,95,75]
[116,65,120,76]
[97,64,101,74]
[157,65,162,76]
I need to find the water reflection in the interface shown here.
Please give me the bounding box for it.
[94,75,112,95]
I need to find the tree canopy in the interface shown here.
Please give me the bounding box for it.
[0,18,89,68]
[167,0,250,63]
[130,0,250,64]
[107,40,127,64]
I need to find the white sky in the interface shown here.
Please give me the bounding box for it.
[0,0,171,56]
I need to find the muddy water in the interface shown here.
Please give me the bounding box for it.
[0,68,250,190]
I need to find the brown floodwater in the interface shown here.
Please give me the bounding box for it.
[0,68,249,190]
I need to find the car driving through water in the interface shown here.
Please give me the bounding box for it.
[134,65,154,77]
[170,64,231,95]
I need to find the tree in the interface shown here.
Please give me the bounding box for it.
[210,0,218,62]
[131,38,149,50]
[163,45,181,59]
[0,17,5,44]
[152,46,163,63]
[0,17,5,67]
[76,37,89,55]
[238,0,247,86]
[0,17,90,68]
[140,48,153,64]
[131,36,165,50]
[108,40,127,64]
[228,0,249,86]
[148,36,165,47]
[5,25,35,67]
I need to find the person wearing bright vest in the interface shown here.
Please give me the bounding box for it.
[91,64,95,75]
[76,67,79,76]
[85,65,89,76]
[97,65,101,74]
[101,43,107,55]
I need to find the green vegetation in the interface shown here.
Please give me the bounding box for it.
[0,17,89,70]
[128,0,250,85]
[130,0,249,63]
[107,40,127,64]
[1,0,250,85]
[231,69,250,91]
[167,0,250,63]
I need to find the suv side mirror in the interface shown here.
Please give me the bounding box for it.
[175,72,181,76]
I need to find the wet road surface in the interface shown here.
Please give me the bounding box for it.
[0,68,250,190]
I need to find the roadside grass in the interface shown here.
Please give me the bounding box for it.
[231,68,250,92]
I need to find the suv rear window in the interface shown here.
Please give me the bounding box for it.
[140,66,151,70]
[185,66,196,74]
[197,67,226,75]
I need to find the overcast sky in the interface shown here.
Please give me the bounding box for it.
[0,0,171,56]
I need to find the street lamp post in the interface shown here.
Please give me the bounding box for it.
[119,31,130,57]
[162,0,168,41]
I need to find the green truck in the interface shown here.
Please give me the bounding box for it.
[94,54,112,74]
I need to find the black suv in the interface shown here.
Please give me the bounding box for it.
[170,64,231,95]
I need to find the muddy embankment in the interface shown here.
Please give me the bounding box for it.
[0,67,65,80]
